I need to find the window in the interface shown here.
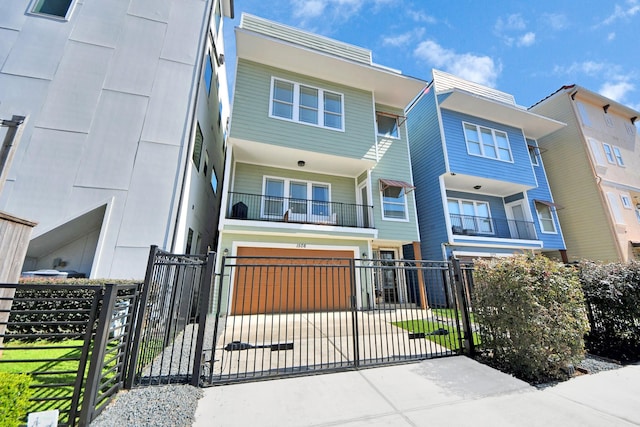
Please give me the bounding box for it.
[576,102,591,127]
[262,177,331,219]
[535,202,557,233]
[382,186,408,220]
[607,192,625,224]
[185,228,194,254]
[604,114,614,127]
[377,113,399,138]
[448,199,493,234]
[621,194,633,209]
[31,0,74,18]
[636,208,640,224]
[463,123,512,162]
[613,146,624,166]
[603,143,615,164]
[588,138,606,166]
[626,122,636,137]
[211,167,218,194]
[204,54,213,95]
[528,146,539,166]
[192,124,203,171]
[270,78,343,130]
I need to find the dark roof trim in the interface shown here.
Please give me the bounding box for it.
[379,178,415,193]
[534,199,564,210]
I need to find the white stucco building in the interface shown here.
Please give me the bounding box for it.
[0,0,233,279]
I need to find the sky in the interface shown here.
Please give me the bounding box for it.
[223,0,640,111]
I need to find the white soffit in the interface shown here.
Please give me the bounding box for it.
[439,89,566,140]
[235,29,427,109]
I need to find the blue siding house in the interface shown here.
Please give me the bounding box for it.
[406,70,567,304]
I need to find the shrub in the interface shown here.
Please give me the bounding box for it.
[6,279,140,341]
[473,254,589,383]
[578,260,640,363]
[0,372,33,427]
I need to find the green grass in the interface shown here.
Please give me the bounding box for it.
[0,339,120,423]
[392,319,480,351]
[432,308,476,324]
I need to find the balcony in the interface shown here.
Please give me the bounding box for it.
[227,192,374,229]
[450,214,537,240]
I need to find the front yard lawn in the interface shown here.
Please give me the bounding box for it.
[392,318,480,351]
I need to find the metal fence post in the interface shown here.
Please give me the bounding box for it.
[124,245,159,389]
[451,258,475,356]
[79,284,119,426]
[350,258,360,368]
[191,251,216,386]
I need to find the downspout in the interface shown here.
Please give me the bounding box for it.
[169,0,215,252]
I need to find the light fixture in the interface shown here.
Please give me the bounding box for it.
[473,185,482,190]
[636,203,640,210]
[223,248,229,256]
[632,117,637,124]
[297,160,305,167]
[603,104,610,113]
[362,252,368,258]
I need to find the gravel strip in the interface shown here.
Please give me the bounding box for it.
[577,353,622,374]
[90,384,202,427]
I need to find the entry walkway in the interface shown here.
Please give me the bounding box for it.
[194,357,640,426]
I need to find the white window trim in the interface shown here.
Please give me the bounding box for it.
[534,202,558,234]
[607,192,625,225]
[621,194,633,209]
[29,0,77,20]
[448,198,495,235]
[602,143,616,164]
[376,112,400,139]
[380,187,409,222]
[462,122,514,163]
[269,77,345,131]
[261,175,332,219]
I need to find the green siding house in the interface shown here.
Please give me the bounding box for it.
[216,14,427,313]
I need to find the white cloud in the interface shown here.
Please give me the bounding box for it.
[607,32,617,41]
[414,40,501,87]
[411,10,437,24]
[599,79,635,103]
[495,13,526,32]
[542,13,568,30]
[292,0,327,19]
[382,28,425,47]
[517,32,536,47]
[600,0,640,25]
[553,61,609,77]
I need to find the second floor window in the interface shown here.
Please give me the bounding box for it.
[377,113,399,138]
[270,78,344,130]
[463,123,513,162]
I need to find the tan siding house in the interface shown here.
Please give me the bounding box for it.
[531,86,640,262]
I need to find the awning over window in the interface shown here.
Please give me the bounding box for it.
[379,178,415,193]
[534,199,564,210]
[631,241,640,248]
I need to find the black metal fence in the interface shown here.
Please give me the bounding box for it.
[126,246,215,387]
[227,192,374,228]
[450,214,536,240]
[0,282,142,427]
[202,256,473,384]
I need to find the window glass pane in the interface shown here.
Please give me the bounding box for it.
[475,203,490,217]
[467,141,481,155]
[324,112,342,129]
[447,200,460,214]
[377,115,399,138]
[324,92,342,113]
[289,182,307,214]
[577,102,591,127]
[603,144,615,163]
[312,185,330,215]
[613,147,624,166]
[192,124,203,171]
[204,54,213,95]
[383,187,406,219]
[272,80,294,119]
[528,147,538,165]
[495,132,509,148]
[299,86,318,124]
[481,129,496,158]
[265,179,284,216]
[312,185,329,201]
[536,204,555,232]
[464,124,479,142]
[33,0,73,17]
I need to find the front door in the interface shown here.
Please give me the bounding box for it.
[508,202,534,239]
[380,250,398,303]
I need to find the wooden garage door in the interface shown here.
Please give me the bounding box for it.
[231,247,354,315]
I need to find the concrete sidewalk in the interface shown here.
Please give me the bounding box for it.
[194,357,640,426]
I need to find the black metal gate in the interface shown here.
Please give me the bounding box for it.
[126,246,215,387]
[202,256,474,385]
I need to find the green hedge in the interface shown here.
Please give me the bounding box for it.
[0,372,33,427]
[5,279,139,341]
[473,255,589,383]
[578,260,640,363]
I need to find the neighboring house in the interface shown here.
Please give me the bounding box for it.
[530,86,640,262]
[406,70,567,303]
[217,14,427,313]
[0,0,233,278]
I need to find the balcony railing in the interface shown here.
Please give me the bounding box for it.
[227,192,375,229]
[450,214,537,240]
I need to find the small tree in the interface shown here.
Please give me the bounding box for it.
[473,254,589,383]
